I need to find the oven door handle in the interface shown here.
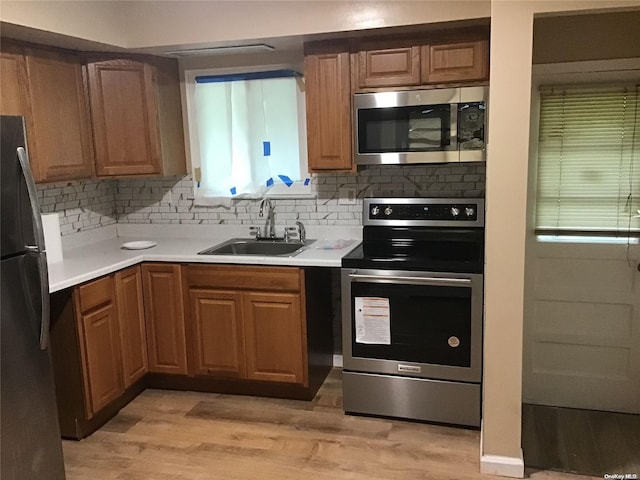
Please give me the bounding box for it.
[348,273,471,286]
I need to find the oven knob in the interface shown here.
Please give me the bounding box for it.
[450,207,460,217]
[384,207,393,216]
[371,206,380,216]
[465,207,475,217]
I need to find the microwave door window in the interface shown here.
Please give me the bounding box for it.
[359,107,409,153]
[409,105,451,150]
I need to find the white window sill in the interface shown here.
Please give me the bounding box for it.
[537,234,639,245]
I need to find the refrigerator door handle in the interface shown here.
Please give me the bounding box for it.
[17,147,50,350]
[17,147,46,253]
[36,252,51,350]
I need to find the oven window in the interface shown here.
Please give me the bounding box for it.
[357,104,452,153]
[351,282,472,367]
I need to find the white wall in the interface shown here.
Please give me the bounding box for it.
[1,1,491,51]
[0,1,127,47]
[122,0,490,49]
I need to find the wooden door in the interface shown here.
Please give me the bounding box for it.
[87,59,161,176]
[0,51,28,115]
[421,40,489,84]
[358,47,421,88]
[77,303,123,416]
[23,48,95,182]
[142,263,188,375]
[305,51,353,171]
[115,266,148,388]
[189,289,245,378]
[243,292,306,385]
[524,242,640,413]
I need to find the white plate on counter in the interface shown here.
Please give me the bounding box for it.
[121,241,157,250]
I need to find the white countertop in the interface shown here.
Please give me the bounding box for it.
[48,224,362,293]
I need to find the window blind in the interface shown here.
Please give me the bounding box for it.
[535,84,639,235]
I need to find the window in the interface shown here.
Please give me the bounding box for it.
[535,84,639,236]
[186,69,309,206]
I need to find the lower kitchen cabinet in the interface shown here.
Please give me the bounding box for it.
[50,267,146,439]
[243,292,305,385]
[142,263,188,375]
[50,262,333,439]
[76,302,123,416]
[115,266,148,388]
[185,265,309,386]
[189,289,245,378]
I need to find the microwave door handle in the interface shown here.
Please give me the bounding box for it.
[450,105,458,150]
[348,273,471,287]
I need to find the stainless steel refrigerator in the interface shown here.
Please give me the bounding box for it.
[1,115,66,479]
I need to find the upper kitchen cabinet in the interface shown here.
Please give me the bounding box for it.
[7,46,95,182]
[0,48,28,116]
[421,40,489,84]
[357,46,421,88]
[304,45,353,172]
[86,57,186,177]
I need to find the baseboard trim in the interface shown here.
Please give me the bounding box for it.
[332,354,343,368]
[480,453,525,478]
[479,419,525,478]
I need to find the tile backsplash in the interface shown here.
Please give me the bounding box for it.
[37,163,485,235]
[37,179,116,235]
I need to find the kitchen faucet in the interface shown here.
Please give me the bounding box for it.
[259,198,276,238]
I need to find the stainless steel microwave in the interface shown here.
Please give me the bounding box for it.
[354,86,488,165]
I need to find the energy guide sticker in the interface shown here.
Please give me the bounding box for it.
[354,297,391,345]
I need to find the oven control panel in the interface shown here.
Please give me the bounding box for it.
[363,198,484,227]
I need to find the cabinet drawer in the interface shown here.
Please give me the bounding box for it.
[77,276,114,313]
[187,265,301,292]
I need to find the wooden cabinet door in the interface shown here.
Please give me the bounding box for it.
[421,40,489,84]
[23,49,95,182]
[305,52,352,171]
[142,263,188,375]
[115,266,148,388]
[243,292,306,385]
[0,51,27,116]
[189,289,245,378]
[358,47,421,88]
[77,303,123,417]
[87,59,161,176]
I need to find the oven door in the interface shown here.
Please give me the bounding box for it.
[341,268,483,383]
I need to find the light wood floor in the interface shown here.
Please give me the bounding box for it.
[63,369,601,480]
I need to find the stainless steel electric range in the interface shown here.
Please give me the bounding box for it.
[341,197,485,427]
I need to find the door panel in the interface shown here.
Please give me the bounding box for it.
[305,51,352,171]
[142,264,187,375]
[0,52,27,115]
[77,303,123,417]
[189,289,245,378]
[115,266,148,388]
[243,292,306,385]
[524,241,640,413]
[88,60,161,176]
[1,255,66,479]
[24,49,95,181]
[1,116,36,257]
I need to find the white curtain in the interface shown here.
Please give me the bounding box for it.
[193,74,306,206]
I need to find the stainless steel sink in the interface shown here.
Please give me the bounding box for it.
[198,238,315,257]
